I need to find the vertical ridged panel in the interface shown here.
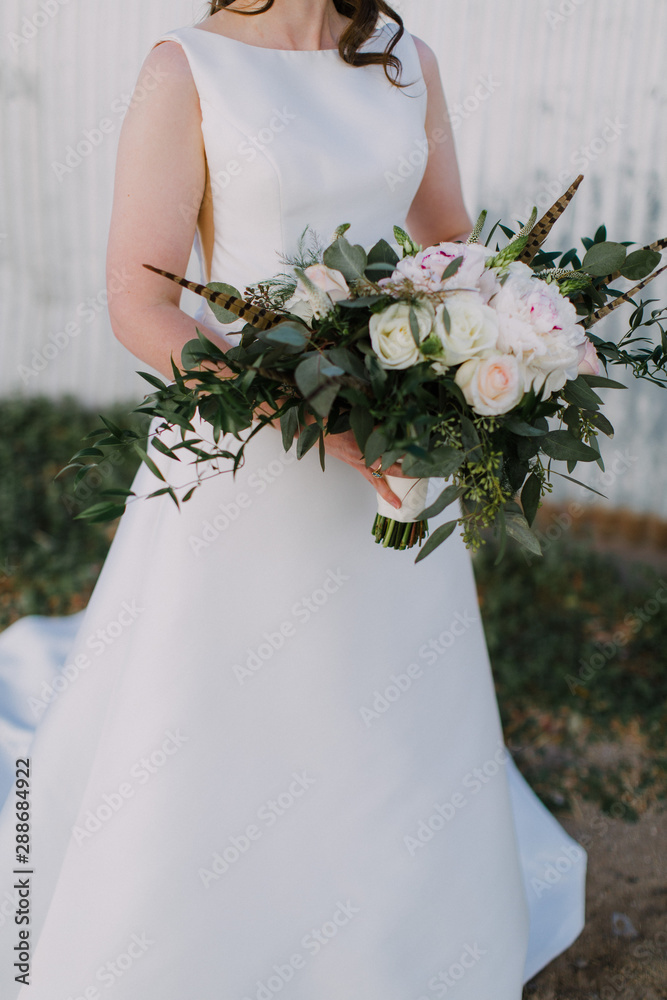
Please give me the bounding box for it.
[0,0,665,511]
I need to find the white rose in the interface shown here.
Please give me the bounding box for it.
[432,291,499,368]
[455,354,525,416]
[523,328,589,397]
[369,301,435,369]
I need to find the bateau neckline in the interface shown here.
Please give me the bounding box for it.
[183,22,387,54]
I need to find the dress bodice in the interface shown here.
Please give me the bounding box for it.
[152,21,428,338]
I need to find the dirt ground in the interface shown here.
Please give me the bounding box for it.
[523,800,667,998]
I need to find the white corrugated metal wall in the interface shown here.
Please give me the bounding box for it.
[1,0,666,512]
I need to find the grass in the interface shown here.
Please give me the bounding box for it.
[0,395,148,625]
[473,536,667,818]
[0,394,665,816]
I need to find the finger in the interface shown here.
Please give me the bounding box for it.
[360,467,403,510]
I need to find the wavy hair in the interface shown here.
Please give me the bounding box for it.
[203,1,406,84]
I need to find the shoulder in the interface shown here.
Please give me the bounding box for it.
[143,35,193,78]
[132,34,201,112]
[409,34,441,83]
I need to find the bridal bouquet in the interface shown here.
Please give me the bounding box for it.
[66,176,667,562]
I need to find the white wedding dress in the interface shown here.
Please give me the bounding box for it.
[0,21,586,999]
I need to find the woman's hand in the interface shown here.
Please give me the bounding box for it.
[319,427,407,510]
[290,408,405,510]
[255,400,406,510]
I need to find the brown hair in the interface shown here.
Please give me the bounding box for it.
[204,1,405,84]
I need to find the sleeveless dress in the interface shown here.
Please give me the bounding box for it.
[0,22,586,999]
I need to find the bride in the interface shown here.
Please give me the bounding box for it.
[0,1,586,997]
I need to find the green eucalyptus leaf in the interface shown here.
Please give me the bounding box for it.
[132,443,166,482]
[364,428,388,466]
[621,248,662,281]
[280,408,299,451]
[414,520,458,563]
[420,484,465,520]
[585,409,615,437]
[260,322,309,349]
[308,384,341,419]
[401,446,465,479]
[74,501,127,523]
[322,236,368,281]
[336,295,385,307]
[441,256,464,280]
[409,306,421,346]
[137,371,169,391]
[295,353,344,398]
[206,282,244,324]
[441,305,451,334]
[520,472,542,526]
[504,418,546,438]
[350,406,374,451]
[580,242,627,277]
[296,422,320,459]
[365,239,399,280]
[561,376,603,409]
[580,374,627,390]
[549,469,608,498]
[505,511,542,556]
[327,346,368,380]
[460,416,481,458]
[540,430,600,462]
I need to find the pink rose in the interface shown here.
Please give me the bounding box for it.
[296,264,349,301]
[455,354,525,416]
[577,338,601,376]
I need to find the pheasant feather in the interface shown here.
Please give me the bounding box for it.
[142,264,283,331]
[582,263,667,329]
[517,174,585,265]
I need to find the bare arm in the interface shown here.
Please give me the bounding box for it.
[406,37,474,247]
[106,40,233,383]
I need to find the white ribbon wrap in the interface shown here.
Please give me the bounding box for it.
[376,476,430,523]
